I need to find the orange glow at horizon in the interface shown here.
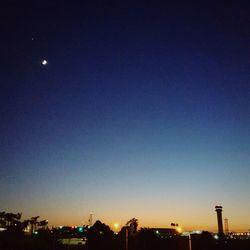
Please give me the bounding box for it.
[20,204,249,233]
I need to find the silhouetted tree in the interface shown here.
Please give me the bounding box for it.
[86,220,116,250]
[21,219,30,230]
[0,222,25,250]
[126,218,138,236]
[2,212,21,226]
[30,216,40,233]
[38,219,48,229]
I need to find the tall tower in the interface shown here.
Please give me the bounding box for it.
[215,206,224,235]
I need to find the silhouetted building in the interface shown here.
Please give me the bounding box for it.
[215,206,224,235]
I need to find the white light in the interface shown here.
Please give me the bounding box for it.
[42,60,48,65]
[214,235,219,240]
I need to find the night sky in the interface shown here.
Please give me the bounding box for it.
[1,1,250,231]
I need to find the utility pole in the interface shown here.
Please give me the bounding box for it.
[188,233,192,250]
[125,226,129,250]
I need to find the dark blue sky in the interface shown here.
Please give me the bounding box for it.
[1,1,250,230]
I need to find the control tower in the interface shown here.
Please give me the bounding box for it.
[215,206,224,235]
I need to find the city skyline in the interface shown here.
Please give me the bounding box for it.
[1,205,247,232]
[1,1,249,232]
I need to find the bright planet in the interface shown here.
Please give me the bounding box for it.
[42,59,48,65]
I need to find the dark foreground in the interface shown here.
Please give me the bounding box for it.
[1,226,250,250]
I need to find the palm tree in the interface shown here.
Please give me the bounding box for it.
[38,220,48,229]
[126,218,138,236]
[30,216,40,233]
[21,219,30,231]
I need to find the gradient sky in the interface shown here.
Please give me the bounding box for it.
[1,1,250,232]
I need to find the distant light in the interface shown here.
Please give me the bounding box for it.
[192,230,202,234]
[42,60,48,65]
[176,227,183,233]
[214,234,219,240]
[155,230,159,234]
[114,223,119,229]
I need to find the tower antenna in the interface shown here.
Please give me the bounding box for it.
[224,218,229,235]
[88,214,93,227]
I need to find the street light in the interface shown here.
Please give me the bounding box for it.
[114,223,119,233]
[188,233,192,250]
[176,226,183,233]
[182,231,192,250]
